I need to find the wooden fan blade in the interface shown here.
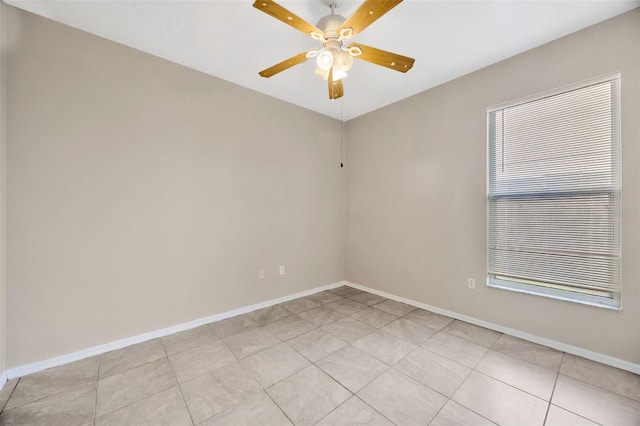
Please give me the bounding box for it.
[253,0,324,38]
[259,52,308,78]
[328,68,344,100]
[338,0,403,37]
[349,43,414,73]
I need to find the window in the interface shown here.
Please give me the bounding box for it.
[487,75,621,308]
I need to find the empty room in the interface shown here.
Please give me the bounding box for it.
[0,0,638,425]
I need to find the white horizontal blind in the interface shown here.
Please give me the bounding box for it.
[488,77,620,307]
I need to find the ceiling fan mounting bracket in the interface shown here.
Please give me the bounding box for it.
[321,0,344,11]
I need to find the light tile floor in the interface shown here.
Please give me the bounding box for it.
[1,286,639,425]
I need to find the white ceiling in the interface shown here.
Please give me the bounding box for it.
[5,0,639,121]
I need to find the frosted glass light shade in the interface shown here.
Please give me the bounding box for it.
[335,52,353,71]
[332,65,347,81]
[316,51,334,71]
[314,67,330,80]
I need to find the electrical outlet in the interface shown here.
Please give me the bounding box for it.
[468,278,476,289]
[279,265,285,275]
[258,269,265,279]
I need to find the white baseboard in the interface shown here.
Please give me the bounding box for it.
[6,281,345,380]
[345,281,640,375]
[0,371,7,392]
[10,279,638,379]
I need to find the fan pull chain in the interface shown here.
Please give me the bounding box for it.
[340,103,344,167]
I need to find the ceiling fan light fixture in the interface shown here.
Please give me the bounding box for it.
[316,50,334,70]
[332,65,348,81]
[334,51,353,72]
[314,67,330,80]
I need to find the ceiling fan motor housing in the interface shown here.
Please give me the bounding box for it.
[316,14,346,38]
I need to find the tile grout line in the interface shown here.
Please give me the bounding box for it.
[425,397,448,426]
[548,373,608,425]
[92,356,100,425]
[313,344,389,397]
[553,354,609,425]
[0,377,20,414]
[168,364,197,425]
[263,386,297,426]
[210,308,352,425]
[427,325,568,406]
[421,329,542,425]
[391,363,450,398]
[542,352,563,426]
[303,362,356,425]
[97,339,167,380]
[477,352,563,403]
[445,369,518,426]
[171,320,273,424]
[2,386,65,413]
[96,381,183,423]
[95,341,180,422]
[258,289,383,424]
[160,339,196,426]
[558,354,640,404]
[475,365,553,399]
[312,396,352,425]
[177,320,300,424]
[2,363,101,413]
[377,359,483,425]
[98,355,166,381]
[245,343,310,390]
[315,315,416,423]
[440,332,503,425]
[417,352,475,418]
[365,320,462,423]
[303,300,460,423]
[352,394,398,426]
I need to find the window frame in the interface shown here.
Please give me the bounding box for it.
[486,73,622,310]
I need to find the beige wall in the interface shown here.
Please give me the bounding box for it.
[0,1,6,375]
[346,9,640,364]
[5,7,345,367]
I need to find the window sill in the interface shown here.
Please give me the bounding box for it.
[487,277,621,311]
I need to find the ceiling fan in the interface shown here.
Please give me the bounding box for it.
[253,0,415,100]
